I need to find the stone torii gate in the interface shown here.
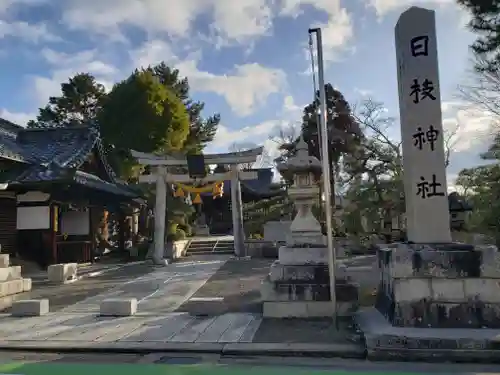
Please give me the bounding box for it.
[132,148,263,265]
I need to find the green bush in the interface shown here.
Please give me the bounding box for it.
[173,229,186,241]
[178,224,192,237]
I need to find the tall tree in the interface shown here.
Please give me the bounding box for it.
[279,84,362,195]
[148,63,219,154]
[457,0,500,72]
[27,73,106,128]
[99,68,190,179]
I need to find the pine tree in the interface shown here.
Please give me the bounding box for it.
[457,0,500,72]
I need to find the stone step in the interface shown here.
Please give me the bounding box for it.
[261,276,358,303]
[187,249,234,255]
[269,261,348,283]
[0,278,32,298]
[0,292,30,312]
[0,266,22,282]
[0,254,9,268]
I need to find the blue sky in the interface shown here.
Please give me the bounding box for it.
[0,0,495,188]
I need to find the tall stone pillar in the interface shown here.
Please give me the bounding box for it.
[230,166,245,257]
[395,6,451,243]
[153,166,168,265]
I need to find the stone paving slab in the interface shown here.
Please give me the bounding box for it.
[176,258,272,315]
[60,256,228,314]
[0,312,262,344]
[0,340,365,359]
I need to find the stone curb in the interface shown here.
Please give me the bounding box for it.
[0,340,365,359]
[367,348,500,363]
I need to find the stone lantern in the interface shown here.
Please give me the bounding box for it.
[261,135,358,318]
[277,136,325,247]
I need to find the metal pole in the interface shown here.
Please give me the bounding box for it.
[308,27,337,319]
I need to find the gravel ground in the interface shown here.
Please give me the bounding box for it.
[176,258,273,315]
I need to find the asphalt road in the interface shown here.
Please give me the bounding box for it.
[0,351,499,374]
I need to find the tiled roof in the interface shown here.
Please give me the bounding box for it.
[0,121,137,199]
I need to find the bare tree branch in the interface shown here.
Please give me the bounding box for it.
[457,55,500,119]
[443,123,460,168]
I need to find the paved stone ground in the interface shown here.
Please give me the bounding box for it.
[6,263,157,312]
[0,255,376,347]
[176,258,273,315]
[60,255,229,314]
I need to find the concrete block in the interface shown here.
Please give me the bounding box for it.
[431,278,465,302]
[464,278,500,303]
[0,254,9,268]
[47,263,77,284]
[0,279,24,298]
[393,278,431,303]
[22,278,32,292]
[100,298,137,317]
[11,299,49,317]
[0,266,21,282]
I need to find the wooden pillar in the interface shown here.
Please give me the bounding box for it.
[118,209,126,252]
[50,204,58,264]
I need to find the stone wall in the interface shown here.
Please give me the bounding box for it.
[376,243,500,328]
[0,254,31,311]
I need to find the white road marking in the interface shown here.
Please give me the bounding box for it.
[189,297,224,302]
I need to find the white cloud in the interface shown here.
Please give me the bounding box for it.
[281,0,354,62]
[365,0,454,17]
[0,21,59,43]
[0,109,34,126]
[211,120,285,149]
[0,0,47,14]
[354,88,372,97]
[29,48,119,105]
[130,39,287,116]
[59,0,273,46]
[442,101,496,153]
[283,95,302,116]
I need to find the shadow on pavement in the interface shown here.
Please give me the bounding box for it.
[175,258,272,316]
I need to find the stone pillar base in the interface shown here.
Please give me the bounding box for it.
[260,261,358,318]
[376,242,500,328]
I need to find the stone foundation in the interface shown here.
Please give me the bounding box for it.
[0,254,32,311]
[375,242,500,328]
[261,260,358,318]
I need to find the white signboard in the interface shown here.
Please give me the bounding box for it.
[16,206,50,230]
[60,210,90,235]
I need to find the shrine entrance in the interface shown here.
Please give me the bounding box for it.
[132,148,263,264]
